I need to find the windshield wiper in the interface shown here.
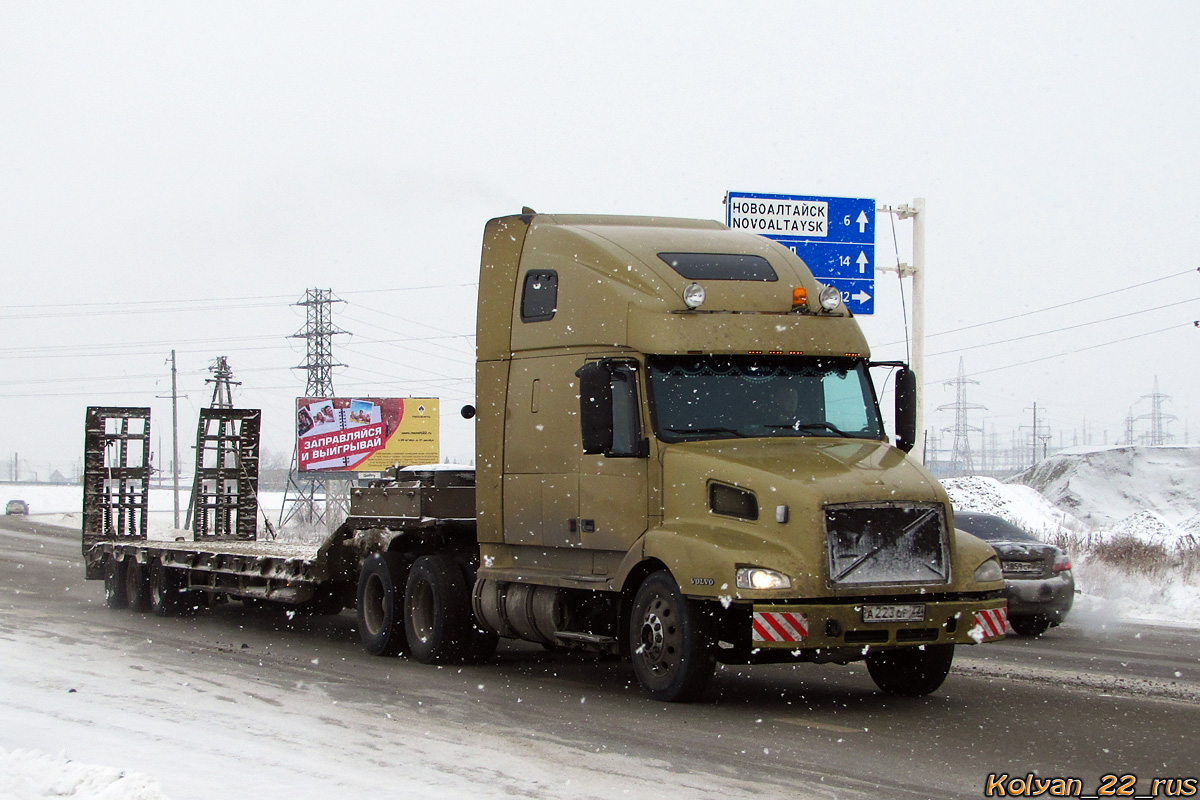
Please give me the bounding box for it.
[663,426,750,438]
[764,422,858,438]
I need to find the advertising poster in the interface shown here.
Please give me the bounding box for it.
[295,397,439,472]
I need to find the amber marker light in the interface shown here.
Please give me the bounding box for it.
[791,287,808,310]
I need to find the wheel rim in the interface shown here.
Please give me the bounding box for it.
[362,573,387,635]
[637,594,679,677]
[410,578,435,644]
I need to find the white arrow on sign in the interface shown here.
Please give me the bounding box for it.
[852,290,872,304]
[856,210,869,233]
[857,250,869,274]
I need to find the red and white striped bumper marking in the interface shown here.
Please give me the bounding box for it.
[752,611,809,644]
[972,607,1008,641]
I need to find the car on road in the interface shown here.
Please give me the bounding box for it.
[953,511,1074,637]
[6,499,29,515]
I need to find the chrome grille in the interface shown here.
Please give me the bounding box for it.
[825,502,950,587]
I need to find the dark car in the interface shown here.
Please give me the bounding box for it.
[6,499,29,515]
[954,511,1074,637]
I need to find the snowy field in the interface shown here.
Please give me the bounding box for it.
[3,451,1199,799]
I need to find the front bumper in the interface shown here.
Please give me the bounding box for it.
[746,597,1008,652]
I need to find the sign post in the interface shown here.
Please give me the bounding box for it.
[726,191,876,314]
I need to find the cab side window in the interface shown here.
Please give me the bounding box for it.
[521,270,558,322]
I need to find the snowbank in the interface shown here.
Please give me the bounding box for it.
[941,475,1082,538]
[1010,445,1200,527]
[0,749,166,800]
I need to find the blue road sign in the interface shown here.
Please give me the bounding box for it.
[726,191,876,314]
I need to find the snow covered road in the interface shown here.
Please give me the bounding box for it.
[3,518,1199,800]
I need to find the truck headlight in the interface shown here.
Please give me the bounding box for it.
[974,558,1003,583]
[736,567,792,590]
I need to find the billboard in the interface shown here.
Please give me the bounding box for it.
[296,397,439,473]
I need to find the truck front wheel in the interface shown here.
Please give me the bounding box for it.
[404,554,473,665]
[865,644,955,696]
[356,553,408,656]
[628,571,716,702]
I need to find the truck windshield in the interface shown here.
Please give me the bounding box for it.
[646,355,883,443]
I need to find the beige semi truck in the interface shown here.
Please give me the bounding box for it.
[84,209,1008,702]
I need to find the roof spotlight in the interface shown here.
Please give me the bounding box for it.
[682,282,706,309]
[819,284,842,311]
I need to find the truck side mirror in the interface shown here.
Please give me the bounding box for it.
[894,366,917,453]
[576,362,614,455]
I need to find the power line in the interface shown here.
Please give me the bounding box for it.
[925,320,1196,383]
[0,282,477,317]
[927,296,1200,358]
[878,267,1197,348]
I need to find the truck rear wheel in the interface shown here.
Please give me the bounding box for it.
[149,560,185,617]
[124,557,151,613]
[357,553,408,656]
[628,570,716,702]
[104,555,128,609]
[404,554,471,665]
[866,644,955,696]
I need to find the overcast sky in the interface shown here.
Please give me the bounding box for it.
[2,1,1197,479]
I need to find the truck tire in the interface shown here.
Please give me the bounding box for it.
[866,644,955,696]
[104,555,129,610]
[125,557,151,613]
[628,570,717,702]
[149,560,185,617]
[357,553,408,656]
[404,554,471,665]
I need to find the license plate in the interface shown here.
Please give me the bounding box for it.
[862,603,925,623]
[1003,561,1041,574]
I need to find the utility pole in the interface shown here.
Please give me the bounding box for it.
[280,289,349,529]
[184,356,243,530]
[937,357,985,476]
[880,199,926,462]
[1135,376,1175,446]
[1021,402,1043,469]
[206,356,240,408]
[158,351,186,529]
[170,351,180,528]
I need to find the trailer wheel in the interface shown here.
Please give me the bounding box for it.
[124,557,151,613]
[149,560,185,617]
[404,554,471,665]
[356,553,408,656]
[628,570,716,702]
[103,555,129,609]
[866,644,955,696]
